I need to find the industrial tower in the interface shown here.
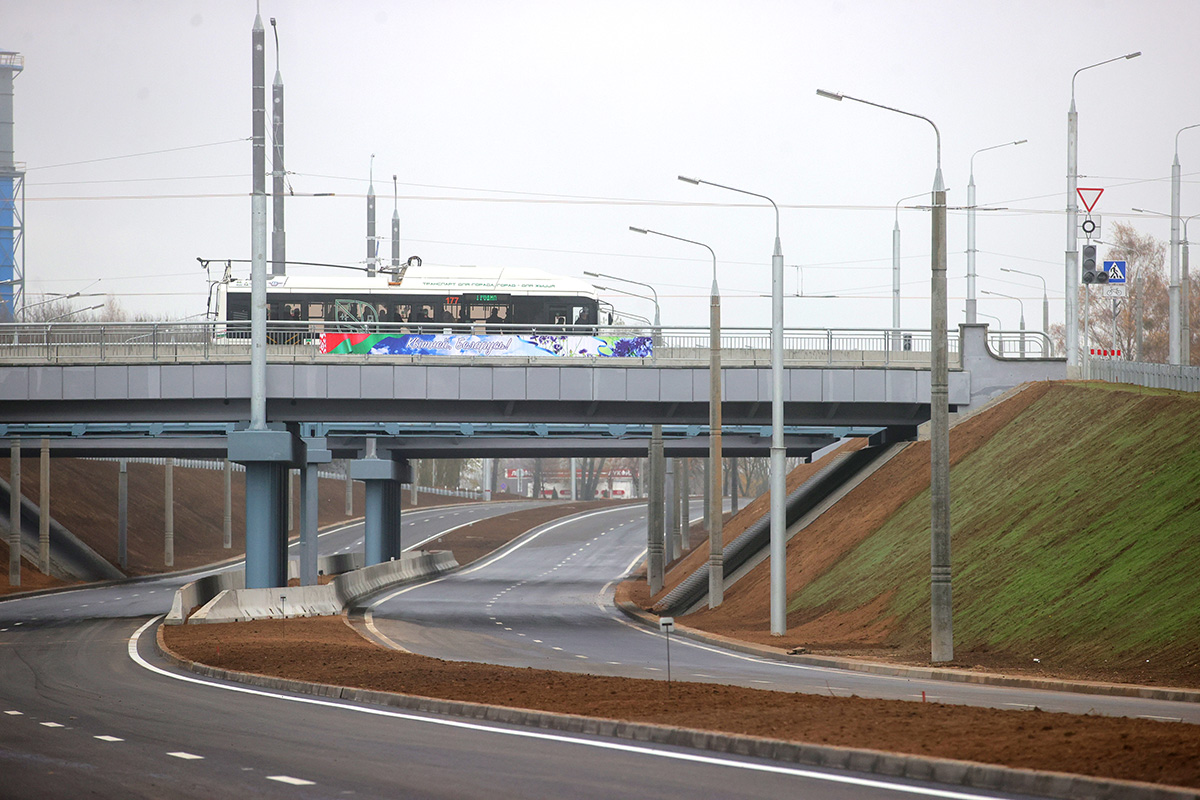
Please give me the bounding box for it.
[0,51,24,321]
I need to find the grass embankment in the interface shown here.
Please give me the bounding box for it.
[789,382,1200,683]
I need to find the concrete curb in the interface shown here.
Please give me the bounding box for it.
[615,599,1200,705]
[152,624,1200,800]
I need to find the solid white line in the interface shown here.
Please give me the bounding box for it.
[369,506,640,609]
[1138,714,1183,722]
[267,775,316,786]
[128,617,1000,800]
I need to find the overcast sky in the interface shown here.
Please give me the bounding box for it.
[4,0,1199,331]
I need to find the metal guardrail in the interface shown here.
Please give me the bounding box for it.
[1088,358,1200,392]
[0,321,1050,368]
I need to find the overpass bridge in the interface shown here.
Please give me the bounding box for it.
[0,321,1064,590]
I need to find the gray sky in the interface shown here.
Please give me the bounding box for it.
[4,0,1199,331]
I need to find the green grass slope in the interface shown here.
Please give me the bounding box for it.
[789,382,1200,678]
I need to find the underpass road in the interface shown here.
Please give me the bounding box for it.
[0,497,1170,798]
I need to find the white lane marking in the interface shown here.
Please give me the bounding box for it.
[129,617,997,800]
[167,751,204,760]
[94,735,124,742]
[267,775,316,786]
[1001,702,1032,709]
[1138,714,1183,722]
[40,722,65,728]
[370,506,640,610]
[4,710,22,715]
[575,654,589,659]
[363,610,410,653]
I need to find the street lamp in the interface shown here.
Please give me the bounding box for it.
[630,226,725,608]
[1170,124,1200,365]
[677,174,788,636]
[1066,52,1141,373]
[817,87,953,663]
[982,289,1026,357]
[892,191,928,349]
[583,270,659,328]
[967,140,1026,324]
[1000,267,1049,345]
[1134,207,1200,364]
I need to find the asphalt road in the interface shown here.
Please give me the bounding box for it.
[366,501,1200,725]
[0,498,1169,799]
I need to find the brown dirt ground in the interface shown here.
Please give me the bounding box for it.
[648,382,1200,690]
[162,616,1200,790]
[0,457,519,595]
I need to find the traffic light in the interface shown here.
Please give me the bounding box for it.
[1081,244,1107,283]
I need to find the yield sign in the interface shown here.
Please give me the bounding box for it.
[1077,187,1104,213]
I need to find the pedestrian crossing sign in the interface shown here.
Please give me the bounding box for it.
[1105,260,1127,284]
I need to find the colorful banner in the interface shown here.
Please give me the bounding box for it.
[318,332,653,358]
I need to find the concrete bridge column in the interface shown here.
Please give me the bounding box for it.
[351,456,410,566]
[680,457,691,550]
[118,459,128,571]
[298,437,331,586]
[223,459,232,549]
[664,458,677,562]
[164,457,174,568]
[229,429,296,589]
[8,439,19,587]
[38,439,48,574]
[647,425,665,595]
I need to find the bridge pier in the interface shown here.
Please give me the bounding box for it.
[8,439,19,586]
[351,456,410,566]
[228,428,296,589]
[647,425,665,594]
[298,437,331,585]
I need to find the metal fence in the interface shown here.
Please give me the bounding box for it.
[0,321,1051,368]
[1088,358,1200,392]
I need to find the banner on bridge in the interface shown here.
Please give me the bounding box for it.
[318,332,653,358]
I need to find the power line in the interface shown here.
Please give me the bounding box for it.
[26,138,248,171]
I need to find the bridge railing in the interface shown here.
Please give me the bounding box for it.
[0,321,1045,368]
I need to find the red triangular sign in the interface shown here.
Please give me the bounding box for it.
[1077,187,1104,213]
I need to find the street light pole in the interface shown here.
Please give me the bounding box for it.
[630,226,724,608]
[968,140,1026,324]
[893,191,927,349]
[1133,208,1200,363]
[678,175,787,636]
[817,88,953,662]
[587,269,666,595]
[1066,52,1141,373]
[983,289,1026,357]
[1171,124,1199,365]
[1000,267,1049,345]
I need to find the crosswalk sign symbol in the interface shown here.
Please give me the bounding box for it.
[1104,260,1127,284]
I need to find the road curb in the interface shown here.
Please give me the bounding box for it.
[615,599,1200,705]
[153,624,1199,800]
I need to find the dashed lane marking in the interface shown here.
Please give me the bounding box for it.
[40,722,65,728]
[167,751,204,760]
[4,710,23,715]
[130,616,1009,800]
[267,775,316,786]
[94,735,124,742]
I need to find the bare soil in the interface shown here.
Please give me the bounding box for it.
[162,616,1200,790]
[0,456,516,595]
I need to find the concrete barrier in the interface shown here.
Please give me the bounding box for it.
[178,550,458,625]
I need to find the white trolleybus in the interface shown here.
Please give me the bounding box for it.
[212,265,606,335]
